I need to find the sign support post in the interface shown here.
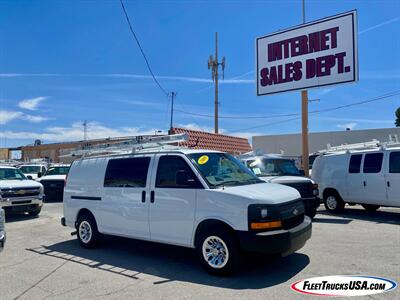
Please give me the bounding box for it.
[301,90,309,176]
[301,0,309,176]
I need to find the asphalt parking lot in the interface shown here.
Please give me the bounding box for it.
[0,203,399,300]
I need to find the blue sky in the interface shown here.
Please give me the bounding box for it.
[0,0,399,147]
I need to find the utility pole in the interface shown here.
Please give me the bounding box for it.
[169,91,177,132]
[208,32,225,134]
[83,120,88,141]
[301,0,310,177]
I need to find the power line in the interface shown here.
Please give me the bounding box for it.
[175,89,400,121]
[119,0,168,96]
[174,108,299,119]
[231,90,400,132]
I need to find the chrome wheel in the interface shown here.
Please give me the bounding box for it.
[79,221,92,244]
[326,195,337,210]
[202,236,229,269]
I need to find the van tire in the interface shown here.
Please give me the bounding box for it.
[361,204,380,211]
[76,214,99,248]
[324,191,345,213]
[195,227,240,276]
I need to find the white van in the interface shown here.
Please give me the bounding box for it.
[62,148,312,275]
[312,143,400,213]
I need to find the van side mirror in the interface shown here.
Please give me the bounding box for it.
[27,175,33,180]
[37,172,42,178]
[299,170,305,176]
[176,170,195,187]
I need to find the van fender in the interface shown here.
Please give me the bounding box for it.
[191,217,237,248]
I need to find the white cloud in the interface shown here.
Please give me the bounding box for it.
[336,122,358,130]
[0,110,23,124]
[177,123,218,133]
[0,122,157,143]
[18,96,47,111]
[21,115,50,123]
[0,110,50,124]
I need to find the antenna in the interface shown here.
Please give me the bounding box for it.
[83,120,88,141]
[207,32,226,134]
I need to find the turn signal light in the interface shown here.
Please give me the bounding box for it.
[250,220,282,230]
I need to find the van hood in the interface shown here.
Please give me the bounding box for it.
[0,180,42,190]
[260,175,312,184]
[38,175,66,181]
[217,182,300,205]
[24,173,39,180]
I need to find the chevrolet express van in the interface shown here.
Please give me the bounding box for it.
[312,144,400,213]
[62,149,312,275]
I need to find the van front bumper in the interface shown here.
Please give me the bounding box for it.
[237,216,312,256]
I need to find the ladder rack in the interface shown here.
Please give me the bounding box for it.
[322,139,400,153]
[60,133,189,158]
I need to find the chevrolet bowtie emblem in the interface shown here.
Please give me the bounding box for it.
[15,190,26,195]
[292,208,299,216]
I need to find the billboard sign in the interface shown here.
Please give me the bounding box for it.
[256,10,358,96]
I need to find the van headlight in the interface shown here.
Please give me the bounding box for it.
[248,204,281,231]
[260,208,268,218]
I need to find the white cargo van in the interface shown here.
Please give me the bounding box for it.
[62,138,311,275]
[312,141,400,213]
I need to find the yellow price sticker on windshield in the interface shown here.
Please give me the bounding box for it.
[198,155,209,165]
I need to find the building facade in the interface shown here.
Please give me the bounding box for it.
[253,127,400,157]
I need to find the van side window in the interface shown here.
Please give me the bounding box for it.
[363,153,383,173]
[348,154,362,173]
[156,156,200,188]
[104,157,150,188]
[389,151,400,173]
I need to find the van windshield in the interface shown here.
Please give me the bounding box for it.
[246,158,302,177]
[189,153,263,188]
[20,166,41,174]
[45,166,69,176]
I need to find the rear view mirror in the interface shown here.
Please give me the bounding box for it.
[37,172,42,178]
[27,175,33,180]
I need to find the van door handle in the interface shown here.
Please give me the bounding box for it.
[387,181,390,187]
[150,191,155,203]
[363,181,366,187]
[141,191,146,203]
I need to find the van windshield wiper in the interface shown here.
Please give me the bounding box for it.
[213,180,243,188]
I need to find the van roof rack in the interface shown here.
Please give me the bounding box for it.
[321,137,400,153]
[60,133,189,158]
